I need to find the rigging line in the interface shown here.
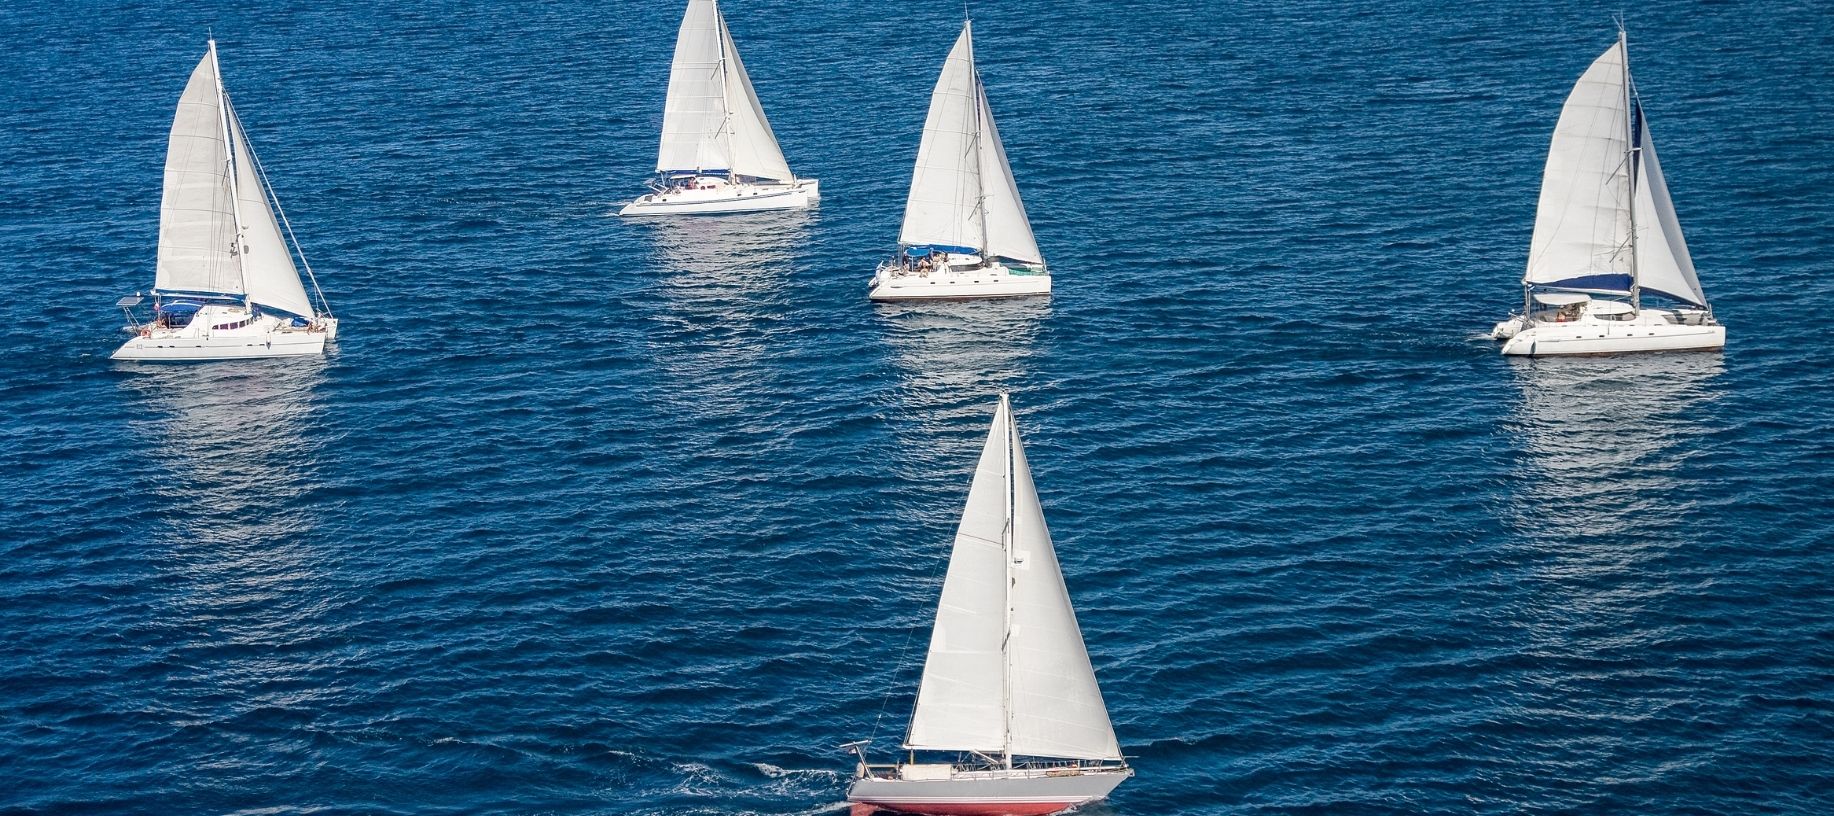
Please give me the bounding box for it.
[230,96,333,318]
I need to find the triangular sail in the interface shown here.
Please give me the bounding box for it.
[716,11,792,182]
[1630,112,1706,306]
[974,75,1042,265]
[1524,40,1633,294]
[898,23,1041,264]
[228,104,315,318]
[155,50,241,298]
[904,397,1013,753]
[1005,420,1122,760]
[899,25,983,252]
[906,397,1117,760]
[655,0,792,182]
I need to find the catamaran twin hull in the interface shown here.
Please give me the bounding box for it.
[1499,33,1724,356]
[868,262,1051,301]
[112,306,337,361]
[848,766,1131,816]
[1499,318,1725,356]
[618,178,820,216]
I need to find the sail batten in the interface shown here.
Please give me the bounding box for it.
[655,0,793,181]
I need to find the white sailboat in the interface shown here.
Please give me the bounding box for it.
[1491,29,1723,356]
[868,22,1049,301]
[619,0,819,216]
[844,395,1130,816]
[113,40,337,362]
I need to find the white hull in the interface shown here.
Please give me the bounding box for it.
[112,305,335,361]
[848,765,1130,816]
[869,258,1050,301]
[1498,305,1723,356]
[619,178,819,216]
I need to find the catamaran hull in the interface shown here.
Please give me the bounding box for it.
[111,310,337,361]
[1500,322,1725,356]
[868,266,1051,301]
[618,179,819,216]
[847,770,1128,816]
[112,331,327,361]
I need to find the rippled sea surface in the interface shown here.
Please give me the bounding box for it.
[3,0,1832,813]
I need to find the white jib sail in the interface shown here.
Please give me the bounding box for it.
[715,8,792,182]
[905,398,1014,754]
[1524,41,1632,292]
[898,24,983,252]
[973,70,1042,266]
[228,104,315,318]
[1005,417,1121,760]
[655,0,792,182]
[1630,114,1706,307]
[155,49,241,298]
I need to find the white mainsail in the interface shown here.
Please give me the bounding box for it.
[655,0,793,182]
[1630,114,1706,306]
[905,397,1119,761]
[898,23,1043,265]
[1524,39,1632,293]
[153,43,317,318]
[228,103,314,318]
[155,50,240,298]
[905,397,1013,753]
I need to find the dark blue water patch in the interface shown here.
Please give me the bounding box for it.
[2,0,1833,814]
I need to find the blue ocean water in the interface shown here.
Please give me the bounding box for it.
[2,0,1832,813]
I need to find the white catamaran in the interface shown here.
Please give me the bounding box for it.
[619,0,819,216]
[869,22,1049,301]
[844,395,1130,816]
[1491,29,1723,356]
[113,40,336,362]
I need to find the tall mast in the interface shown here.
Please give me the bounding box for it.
[712,1,734,180]
[1621,26,1641,311]
[999,392,1015,769]
[967,22,989,257]
[208,39,252,307]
